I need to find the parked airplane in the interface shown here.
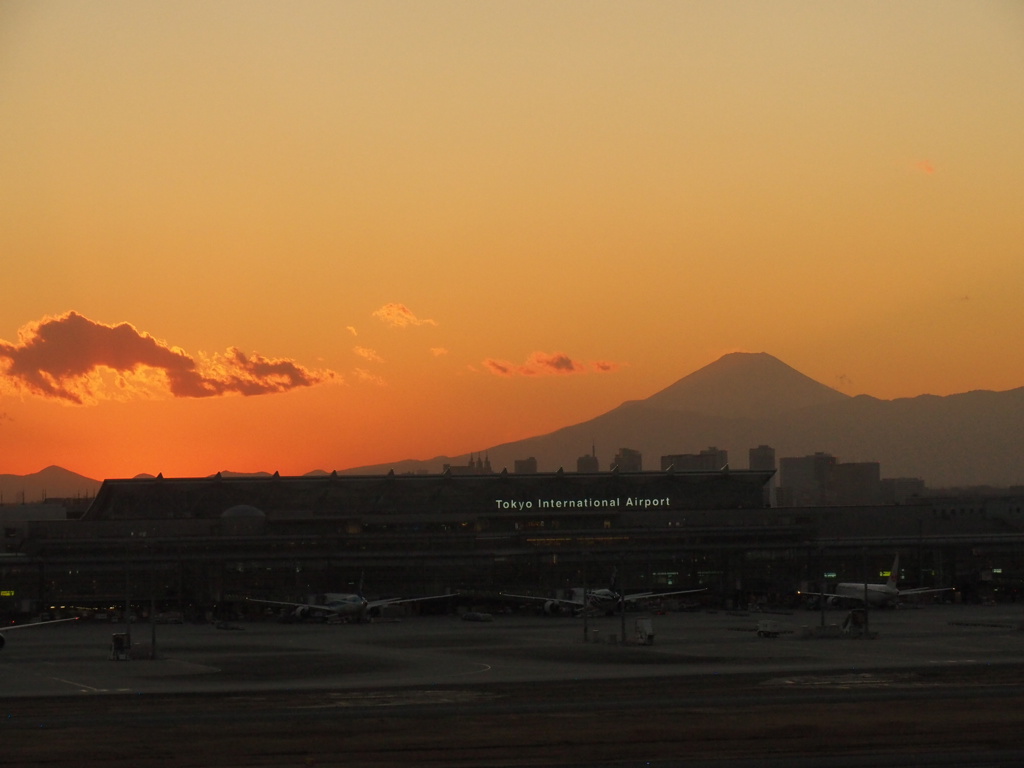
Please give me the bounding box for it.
[799,555,953,608]
[503,575,704,616]
[0,617,78,650]
[247,590,456,622]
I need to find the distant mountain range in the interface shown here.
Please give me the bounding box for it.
[0,465,103,504]
[339,352,1024,489]
[3,353,1023,498]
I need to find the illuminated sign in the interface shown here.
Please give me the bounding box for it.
[0,590,14,597]
[495,496,671,510]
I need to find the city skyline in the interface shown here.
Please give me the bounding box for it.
[3,351,1021,492]
[2,2,1022,479]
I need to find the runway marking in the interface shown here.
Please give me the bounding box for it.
[288,689,498,709]
[450,662,492,678]
[49,676,108,692]
[763,672,925,688]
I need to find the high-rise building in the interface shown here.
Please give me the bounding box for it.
[779,452,836,506]
[880,477,926,504]
[514,457,538,474]
[748,445,776,506]
[778,453,886,506]
[748,445,776,473]
[611,448,642,472]
[832,462,881,505]
[443,453,493,475]
[661,447,728,472]
[576,446,599,473]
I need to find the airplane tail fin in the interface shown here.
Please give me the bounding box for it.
[887,555,900,588]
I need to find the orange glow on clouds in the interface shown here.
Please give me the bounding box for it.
[484,351,622,377]
[0,312,335,405]
[372,303,437,329]
[353,347,384,363]
[2,3,1023,479]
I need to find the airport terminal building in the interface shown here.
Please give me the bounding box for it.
[3,468,1024,619]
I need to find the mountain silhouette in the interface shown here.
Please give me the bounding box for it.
[0,465,102,504]
[5,353,1023,491]
[342,352,1024,488]
[640,351,849,418]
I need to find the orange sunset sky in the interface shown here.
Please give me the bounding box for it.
[2,2,1023,480]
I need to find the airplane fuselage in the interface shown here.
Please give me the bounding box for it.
[800,555,952,608]
[834,583,899,607]
[584,589,621,614]
[319,593,369,617]
[249,589,455,622]
[504,584,704,616]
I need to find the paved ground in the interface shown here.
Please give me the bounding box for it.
[5,604,1024,766]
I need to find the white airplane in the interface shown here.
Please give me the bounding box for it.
[503,576,704,616]
[799,555,954,608]
[0,617,78,650]
[247,590,456,622]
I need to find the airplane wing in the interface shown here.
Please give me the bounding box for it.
[798,586,953,606]
[245,597,339,612]
[796,589,876,606]
[622,588,705,603]
[500,593,585,608]
[365,593,458,610]
[2,617,78,630]
[0,617,78,649]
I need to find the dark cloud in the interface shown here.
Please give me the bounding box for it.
[0,311,335,404]
[531,352,578,375]
[483,351,621,377]
[483,359,513,376]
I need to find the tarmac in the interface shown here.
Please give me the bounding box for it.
[3,602,1024,697]
[6,603,1024,766]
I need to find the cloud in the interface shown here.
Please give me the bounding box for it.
[430,347,449,357]
[353,346,384,363]
[483,359,511,376]
[372,303,437,328]
[0,311,336,404]
[915,160,935,174]
[483,351,622,377]
[354,368,387,386]
[346,326,358,336]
